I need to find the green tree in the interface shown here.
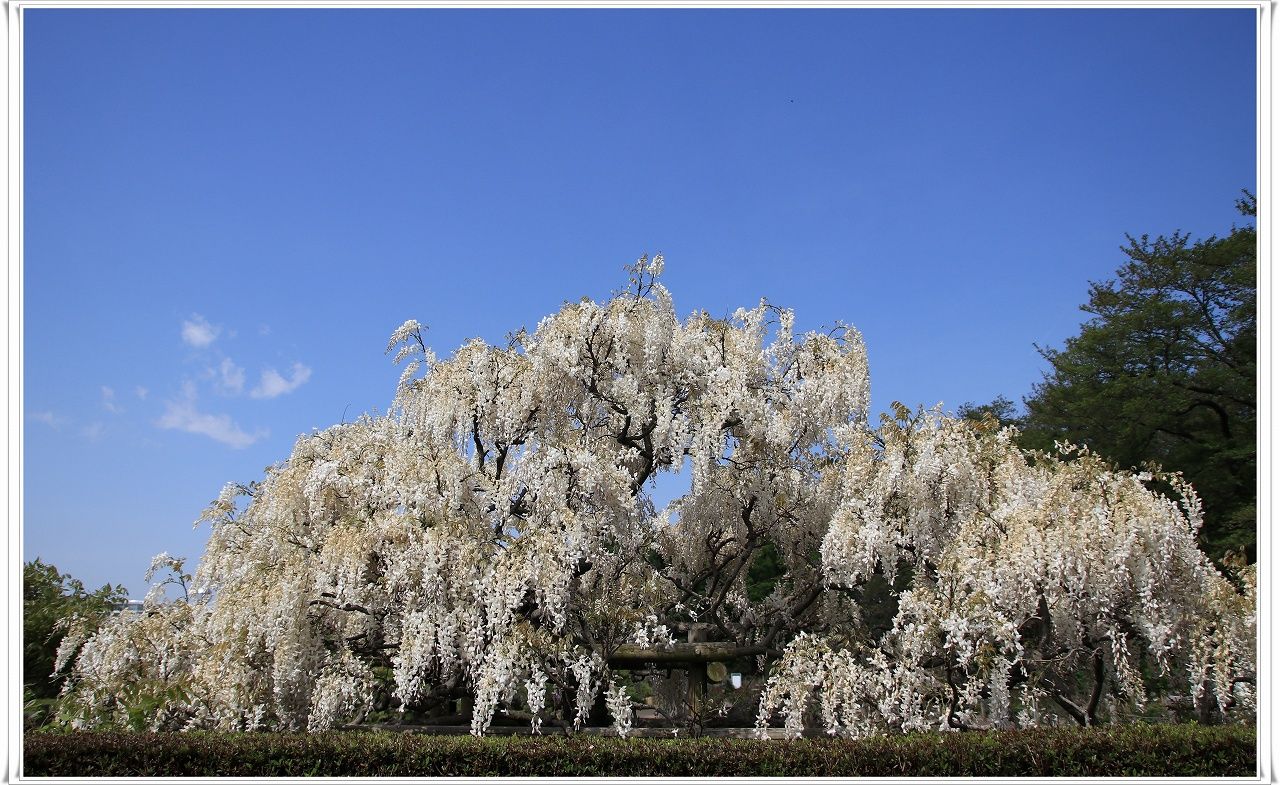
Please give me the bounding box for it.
[23,559,126,724]
[956,394,1020,428]
[1021,194,1256,559]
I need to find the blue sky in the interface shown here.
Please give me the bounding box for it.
[22,8,1256,596]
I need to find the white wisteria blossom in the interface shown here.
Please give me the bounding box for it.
[759,409,1255,736]
[56,259,1253,738]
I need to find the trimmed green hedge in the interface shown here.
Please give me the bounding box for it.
[25,724,1255,777]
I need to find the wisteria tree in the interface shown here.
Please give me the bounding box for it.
[54,258,1255,737]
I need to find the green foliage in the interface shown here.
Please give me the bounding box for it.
[854,564,912,639]
[1021,194,1256,559]
[744,541,785,603]
[23,725,1255,777]
[23,559,127,722]
[956,395,1019,428]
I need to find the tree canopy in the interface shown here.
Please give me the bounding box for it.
[54,259,1254,737]
[1020,195,1257,559]
[24,559,126,725]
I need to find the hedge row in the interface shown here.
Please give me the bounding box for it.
[25,723,1255,777]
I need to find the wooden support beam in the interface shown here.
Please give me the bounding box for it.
[603,642,772,666]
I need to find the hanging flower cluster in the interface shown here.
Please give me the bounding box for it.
[760,410,1255,736]
[55,259,1252,737]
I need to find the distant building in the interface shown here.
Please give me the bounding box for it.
[112,590,213,615]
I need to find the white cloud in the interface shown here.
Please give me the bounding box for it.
[218,358,246,395]
[157,382,265,449]
[135,386,149,400]
[81,422,105,441]
[101,385,124,414]
[28,410,68,429]
[181,314,220,348]
[250,363,312,400]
